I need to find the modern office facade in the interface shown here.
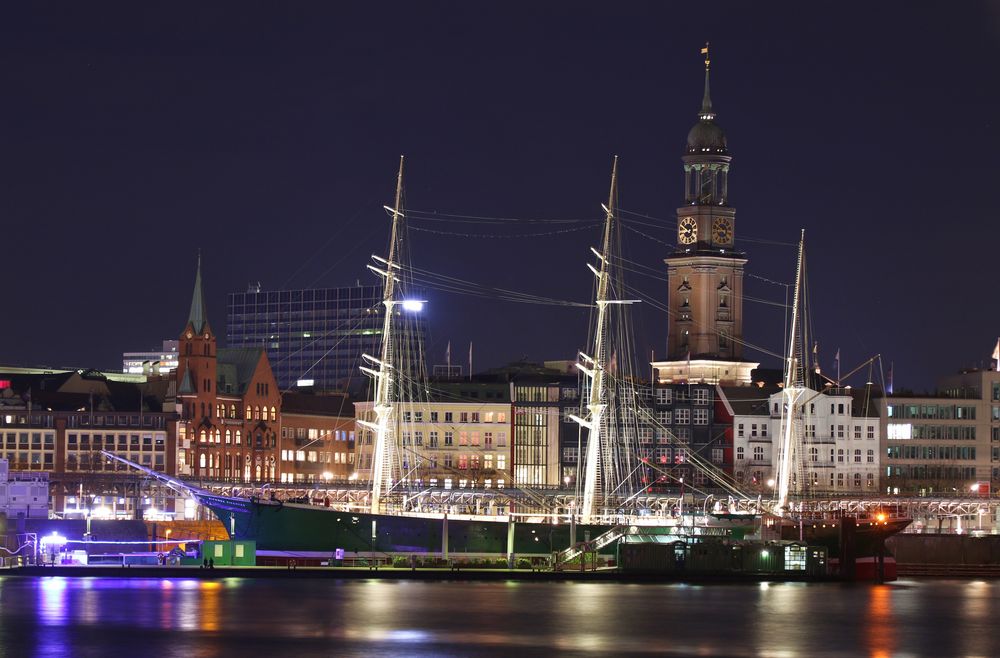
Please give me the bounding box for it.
[879,367,1000,495]
[227,284,425,392]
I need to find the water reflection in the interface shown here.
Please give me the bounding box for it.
[36,578,70,658]
[865,585,895,658]
[959,579,995,658]
[0,577,999,657]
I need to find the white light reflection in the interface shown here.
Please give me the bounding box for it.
[38,577,69,625]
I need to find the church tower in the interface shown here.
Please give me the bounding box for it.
[175,254,217,403]
[653,45,758,385]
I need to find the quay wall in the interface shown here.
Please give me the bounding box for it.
[888,534,1000,565]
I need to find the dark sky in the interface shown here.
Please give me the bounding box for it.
[2,2,999,392]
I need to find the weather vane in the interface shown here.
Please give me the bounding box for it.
[701,42,710,70]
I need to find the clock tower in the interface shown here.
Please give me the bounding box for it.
[654,45,757,385]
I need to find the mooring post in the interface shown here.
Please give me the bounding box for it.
[507,516,515,569]
[442,513,449,562]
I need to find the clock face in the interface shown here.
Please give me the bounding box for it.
[186,331,193,339]
[712,217,733,244]
[678,217,698,245]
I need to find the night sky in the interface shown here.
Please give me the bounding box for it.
[2,3,999,392]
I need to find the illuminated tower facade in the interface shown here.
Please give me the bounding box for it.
[653,46,758,385]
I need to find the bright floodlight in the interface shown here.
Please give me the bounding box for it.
[401,300,425,312]
[40,532,67,549]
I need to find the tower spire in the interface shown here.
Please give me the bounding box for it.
[700,42,713,118]
[187,252,209,334]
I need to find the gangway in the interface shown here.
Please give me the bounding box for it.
[554,524,629,569]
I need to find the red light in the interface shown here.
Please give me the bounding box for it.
[0,380,9,390]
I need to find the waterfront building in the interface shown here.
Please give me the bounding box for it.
[279,391,356,483]
[729,384,881,493]
[227,283,426,393]
[175,259,282,483]
[647,381,733,488]
[0,367,177,518]
[651,48,758,386]
[122,340,179,375]
[0,458,49,520]
[354,381,513,492]
[879,365,1000,495]
[476,361,580,488]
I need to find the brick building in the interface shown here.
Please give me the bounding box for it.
[175,258,281,483]
[279,391,356,483]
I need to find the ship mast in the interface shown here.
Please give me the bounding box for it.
[776,229,806,516]
[573,157,628,523]
[360,155,406,515]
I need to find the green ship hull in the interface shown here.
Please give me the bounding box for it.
[198,492,617,554]
[198,492,903,562]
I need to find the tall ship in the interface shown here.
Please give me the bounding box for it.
[169,48,908,577]
[182,153,907,576]
[189,154,759,558]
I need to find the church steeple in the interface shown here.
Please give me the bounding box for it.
[662,45,748,373]
[187,253,210,335]
[700,43,713,119]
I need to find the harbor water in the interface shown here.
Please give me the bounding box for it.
[0,576,996,657]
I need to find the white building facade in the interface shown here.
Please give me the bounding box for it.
[733,387,881,494]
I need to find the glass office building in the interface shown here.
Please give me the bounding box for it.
[227,285,427,392]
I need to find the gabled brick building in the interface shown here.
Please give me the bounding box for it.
[175,258,281,482]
